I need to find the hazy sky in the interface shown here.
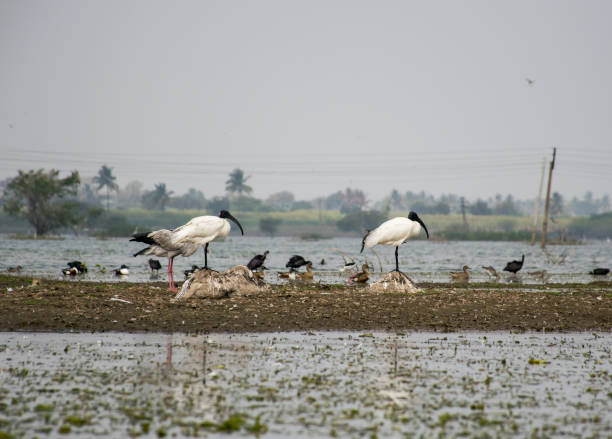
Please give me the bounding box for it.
[1,0,611,202]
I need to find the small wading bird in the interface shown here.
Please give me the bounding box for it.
[148,259,162,274]
[349,263,371,284]
[130,210,244,292]
[482,265,499,281]
[114,264,129,276]
[450,265,470,281]
[7,265,23,273]
[360,211,429,273]
[590,268,610,276]
[247,250,269,271]
[528,270,550,282]
[340,258,357,274]
[503,255,525,274]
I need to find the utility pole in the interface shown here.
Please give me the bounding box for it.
[541,147,557,249]
[530,158,546,245]
[460,197,468,230]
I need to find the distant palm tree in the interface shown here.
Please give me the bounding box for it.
[225,168,252,195]
[142,183,173,211]
[93,165,119,210]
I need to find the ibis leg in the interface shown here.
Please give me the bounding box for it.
[394,247,399,272]
[168,256,177,292]
[203,243,209,269]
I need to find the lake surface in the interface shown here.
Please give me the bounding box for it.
[0,331,610,438]
[1,234,610,284]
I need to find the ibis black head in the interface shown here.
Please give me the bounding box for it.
[219,210,244,235]
[408,211,429,239]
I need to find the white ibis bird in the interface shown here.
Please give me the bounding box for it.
[130,210,244,292]
[114,264,129,276]
[286,255,308,271]
[360,211,429,272]
[450,265,470,281]
[247,250,269,271]
[170,210,244,268]
[131,231,199,292]
[148,259,162,274]
[590,268,609,276]
[503,255,525,274]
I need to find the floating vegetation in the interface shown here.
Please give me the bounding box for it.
[0,331,610,438]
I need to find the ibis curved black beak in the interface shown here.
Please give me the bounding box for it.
[418,217,429,239]
[360,229,370,253]
[220,210,244,235]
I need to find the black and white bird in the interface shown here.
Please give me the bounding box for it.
[247,250,269,271]
[360,211,429,272]
[148,259,162,274]
[503,255,525,274]
[67,260,87,273]
[590,268,610,276]
[62,261,87,276]
[114,264,129,276]
[130,210,244,292]
[286,255,309,271]
[184,265,201,278]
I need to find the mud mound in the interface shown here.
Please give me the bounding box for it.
[173,265,269,300]
[369,271,421,293]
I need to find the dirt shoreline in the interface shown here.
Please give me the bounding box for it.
[1,275,611,333]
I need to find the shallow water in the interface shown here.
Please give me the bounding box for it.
[0,331,610,438]
[1,234,610,284]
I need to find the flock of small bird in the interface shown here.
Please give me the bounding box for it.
[6,210,609,290]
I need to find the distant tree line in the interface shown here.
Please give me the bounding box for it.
[1,165,610,238]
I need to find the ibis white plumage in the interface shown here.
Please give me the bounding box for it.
[360,211,429,272]
[130,210,244,292]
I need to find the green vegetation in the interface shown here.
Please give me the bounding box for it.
[568,212,612,239]
[1,167,606,240]
[259,216,282,236]
[2,169,81,237]
[92,165,118,210]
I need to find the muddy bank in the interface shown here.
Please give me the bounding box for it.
[1,275,611,332]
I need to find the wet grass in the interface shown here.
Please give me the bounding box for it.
[0,331,611,438]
